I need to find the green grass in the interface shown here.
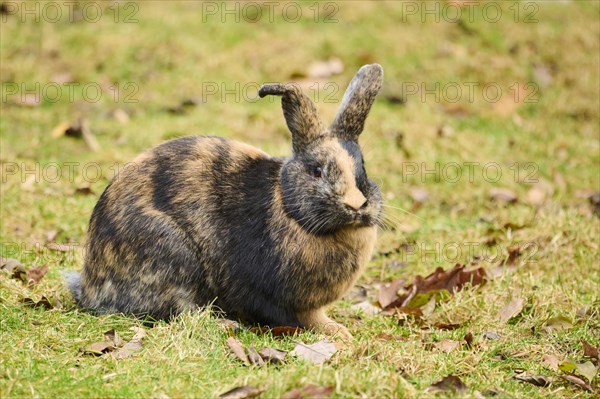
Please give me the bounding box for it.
[1,1,599,398]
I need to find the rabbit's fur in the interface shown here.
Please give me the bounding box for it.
[70,64,384,337]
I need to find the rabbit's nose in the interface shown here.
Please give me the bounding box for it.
[343,188,367,211]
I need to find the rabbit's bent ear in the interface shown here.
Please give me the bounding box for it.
[259,83,325,153]
[330,64,383,141]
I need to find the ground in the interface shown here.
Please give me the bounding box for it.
[1,1,599,398]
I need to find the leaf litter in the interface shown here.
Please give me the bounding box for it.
[82,327,147,360]
[282,384,334,399]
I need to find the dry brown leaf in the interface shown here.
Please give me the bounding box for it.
[21,296,54,310]
[75,186,94,196]
[542,316,573,333]
[349,300,380,316]
[542,354,560,371]
[384,264,486,310]
[429,375,467,392]
[375,333,407,342]
[560,375,592,392]
[464,332,474,349]
[290,340,337,364]
[513,375,551,387]
[247,345,265,367]
[219,385,264,399]
[258,347,287,364]
[582,340,599,361]
[436,339,459,353]
[282,384,334,399]
[433,322,464,330]
[226,337,249,365]
[378,279,405,309]
[104,327,147,360]
[497,297,525,323]
[489,188,518,203]
[483,331,502,340]
[1,257,27,283]
[249,326,304,337]
[26,265,48,286]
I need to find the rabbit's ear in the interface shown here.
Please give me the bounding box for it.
[330,64,383,141]
[259,83,325,153]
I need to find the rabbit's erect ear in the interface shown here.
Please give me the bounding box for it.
[330,64,383,141]
[259,83,325,153]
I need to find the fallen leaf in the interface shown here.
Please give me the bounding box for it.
[21,296,54,310]
[489,188,518,203]
[215,318,240,334]
[247,345,265,366]
[559,361,577,374]
[497,297,525,323]
[75,186,94,196]
[104,329,124,348]
[249,326,304,337]
[375,333,407,342]
[542,354,560,371]
[282,384,333,399]
[573,361,598,383]
[420,295,437,318]
[429,375,467,392]
[378,279,405,308]
[83,341,114,356]
[436,339,459,353]
[433,322,465,330]
[384,264,486,310]
[290,340,337,364]
[560,374,593,392]
[483,331,502,340]
[226,337,249,365]
[307,58,344,79]
[258,347,287,364]
[582,340,599,361]
[513,375,551,387]
[26,265,48,286]
[1,257,27,283]
[350,300,380,316]
[542,316,573,333]
[105,327,147,360]
[464,332,474,349]
[219,385,264,399]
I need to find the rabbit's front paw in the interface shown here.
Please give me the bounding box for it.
[297,308,353,340]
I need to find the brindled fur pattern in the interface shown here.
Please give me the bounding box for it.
[69,64,385,338]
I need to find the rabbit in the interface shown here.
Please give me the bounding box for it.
[68,64,384,338]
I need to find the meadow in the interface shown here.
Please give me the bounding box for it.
[1,1,599,398]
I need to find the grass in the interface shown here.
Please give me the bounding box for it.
[1,1,599,398]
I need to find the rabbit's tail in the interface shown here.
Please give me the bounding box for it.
[63,271,82,302]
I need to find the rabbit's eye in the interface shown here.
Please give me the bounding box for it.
[312,166,323,178]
